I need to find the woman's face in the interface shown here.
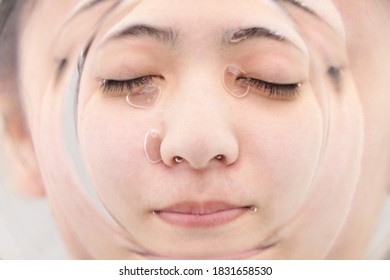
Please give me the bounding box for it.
[16,0,390,259]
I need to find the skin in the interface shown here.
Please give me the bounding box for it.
[1,0,389,259]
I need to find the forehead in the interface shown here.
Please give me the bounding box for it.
[96,0,343,33]
[94,0,306,50]
[72,0,345,53]
[106,0,288,32]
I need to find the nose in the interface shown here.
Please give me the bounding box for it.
[161,122,239,169]
[160,79,239,169]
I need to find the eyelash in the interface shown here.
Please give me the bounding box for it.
[238,77,301,99]
[101,75,160,95]
[100,75,301,99]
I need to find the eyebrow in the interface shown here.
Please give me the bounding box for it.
[220,27,287,46]
[106,24,179,47]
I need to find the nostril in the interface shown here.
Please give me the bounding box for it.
[173,154,224,166]
[215,155,224,160]
[174,156,184,163]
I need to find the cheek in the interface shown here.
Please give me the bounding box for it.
[276,77,365,258]
[78,97,148,212]
[240,94,324,227]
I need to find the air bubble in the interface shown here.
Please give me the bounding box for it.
[144,129,162,163]
[126,84,161,109]
[222,65,250,98]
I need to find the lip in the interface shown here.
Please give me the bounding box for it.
[153,201,252,227]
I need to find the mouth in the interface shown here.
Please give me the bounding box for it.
[153,201,256,227]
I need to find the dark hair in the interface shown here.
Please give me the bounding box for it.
[0,0,17,33]
[0,0,27,137]
[0,0,19,94]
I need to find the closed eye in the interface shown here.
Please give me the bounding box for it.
[238,77,301,99]
[101,75,162,96]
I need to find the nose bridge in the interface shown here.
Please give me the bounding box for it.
[160,70,239,169]
[173,74,224,128]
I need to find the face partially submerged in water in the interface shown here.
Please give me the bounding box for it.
[4,0,390,259]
